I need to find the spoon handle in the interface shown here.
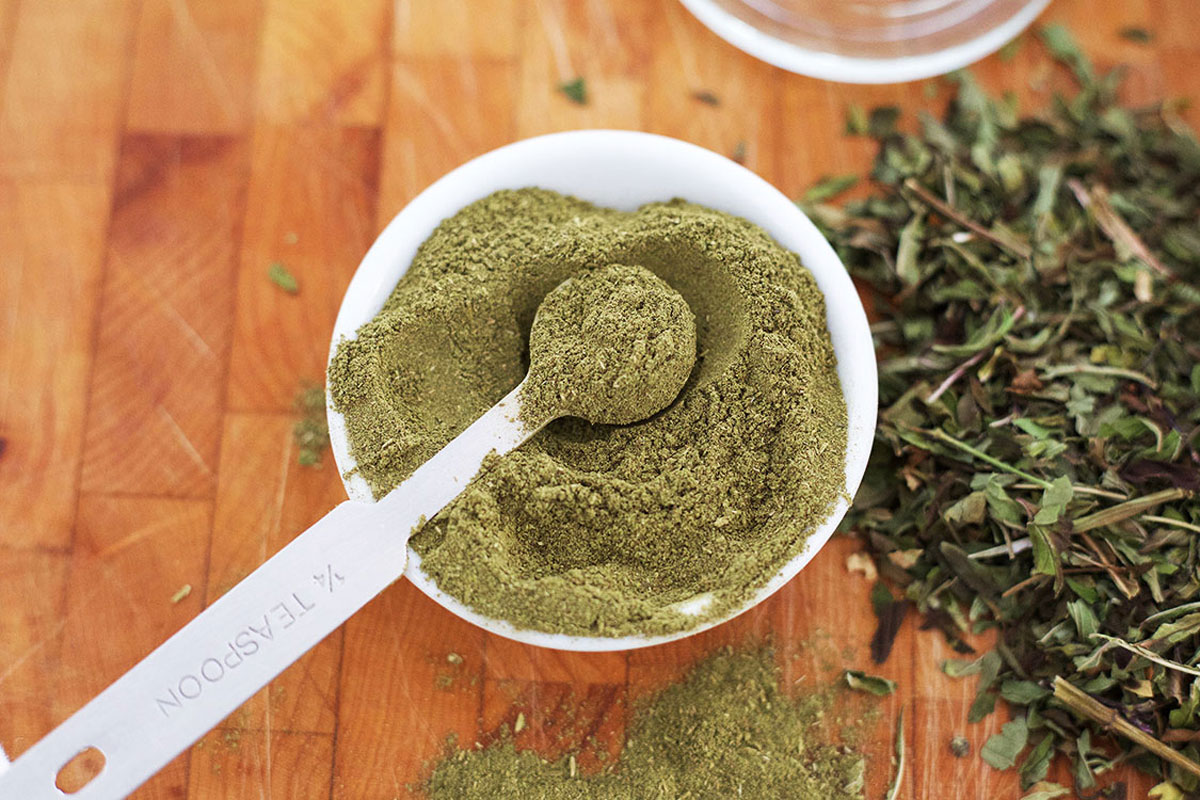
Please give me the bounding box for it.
[0,385,533,800]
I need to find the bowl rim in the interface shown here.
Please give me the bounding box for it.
[326,129,878,651]
[677,0,1051,84]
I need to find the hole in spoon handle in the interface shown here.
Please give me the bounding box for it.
[56,747,106,794]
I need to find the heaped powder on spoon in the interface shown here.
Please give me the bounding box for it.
[327,188,847,637]
[521,264,696,426]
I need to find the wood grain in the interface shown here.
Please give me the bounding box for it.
[0,1,1196,797]
[0,0,139,180]
[254,0,389,126]
[377,56,516,225]
[642,1,780,174]
[515,0,647,137]
[334,583,484,800]
[126,0,264,135]
[0,548,70,758]
[225,125,379,411]
[81,135,247,498]
[0,182,111,550]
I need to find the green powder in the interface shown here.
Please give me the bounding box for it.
[328,188,847,637]
[521,264,696,426]
[422,647,866,799]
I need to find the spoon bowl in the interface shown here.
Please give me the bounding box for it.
[329,130,878,652]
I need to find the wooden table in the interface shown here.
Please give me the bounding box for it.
[1,1,1197,797]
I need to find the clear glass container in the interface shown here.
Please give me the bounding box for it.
[679,0,1052,83]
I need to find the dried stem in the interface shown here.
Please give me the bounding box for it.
[926,349,989,405]
[924,428,1054,489]
[1091,633,1200,678]
[1073,488,1192,533]
[1013,482,1127,500]
[1040,363,1158,390]
[903,178,1033,260]
[1142,515,1200,535]
[1054,678,1200,780]
[1067,179,1173,278]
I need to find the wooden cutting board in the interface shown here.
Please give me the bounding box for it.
[1,0,1196,797]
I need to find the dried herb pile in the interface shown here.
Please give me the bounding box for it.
[422,647,868,799]
[817,27,1200,796]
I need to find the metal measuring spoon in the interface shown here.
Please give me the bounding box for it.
[0,267,696,800]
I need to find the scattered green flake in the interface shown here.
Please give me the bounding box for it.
[559,77,587,105]
[730,140,747,164]
[423,648,871,799]
[999,36,1023,61]
[170,584,192,604]
[1119,26,1154,44]
[845,104,868,135]
[950,735,970,758]
[803,174,859,204]
[268,262,299,294]
[867,106,901,137]
[842,669,897,696]
[293,383,329,467]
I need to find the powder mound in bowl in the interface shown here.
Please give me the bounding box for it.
[328,188,848,637]
[522,263,696,426]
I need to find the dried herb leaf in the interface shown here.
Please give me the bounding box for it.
[869,583,910,663]
[981,716,1029,770]
[1119,27,1153,44]
[1020,783,1070,800]
[843,669,897,696]
[1019,734,1056,788]
[268,262,299,294]
[558,77,587,105]
[845,104,868,135]
[803,174,858,204]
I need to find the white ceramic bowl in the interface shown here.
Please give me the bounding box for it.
[327,130,878,651]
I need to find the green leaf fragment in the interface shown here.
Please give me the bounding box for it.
[845,104,868,135]
[1020,782,1070,800]
[981,715,1029,770]
[559,77,587,105]
[842,669,897,696]
[1019,734,1056,789]
[268,262,299,293]
[1119,27,1153,44]
[803,174,859,203]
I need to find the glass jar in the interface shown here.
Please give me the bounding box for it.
[679,0,1052,83]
